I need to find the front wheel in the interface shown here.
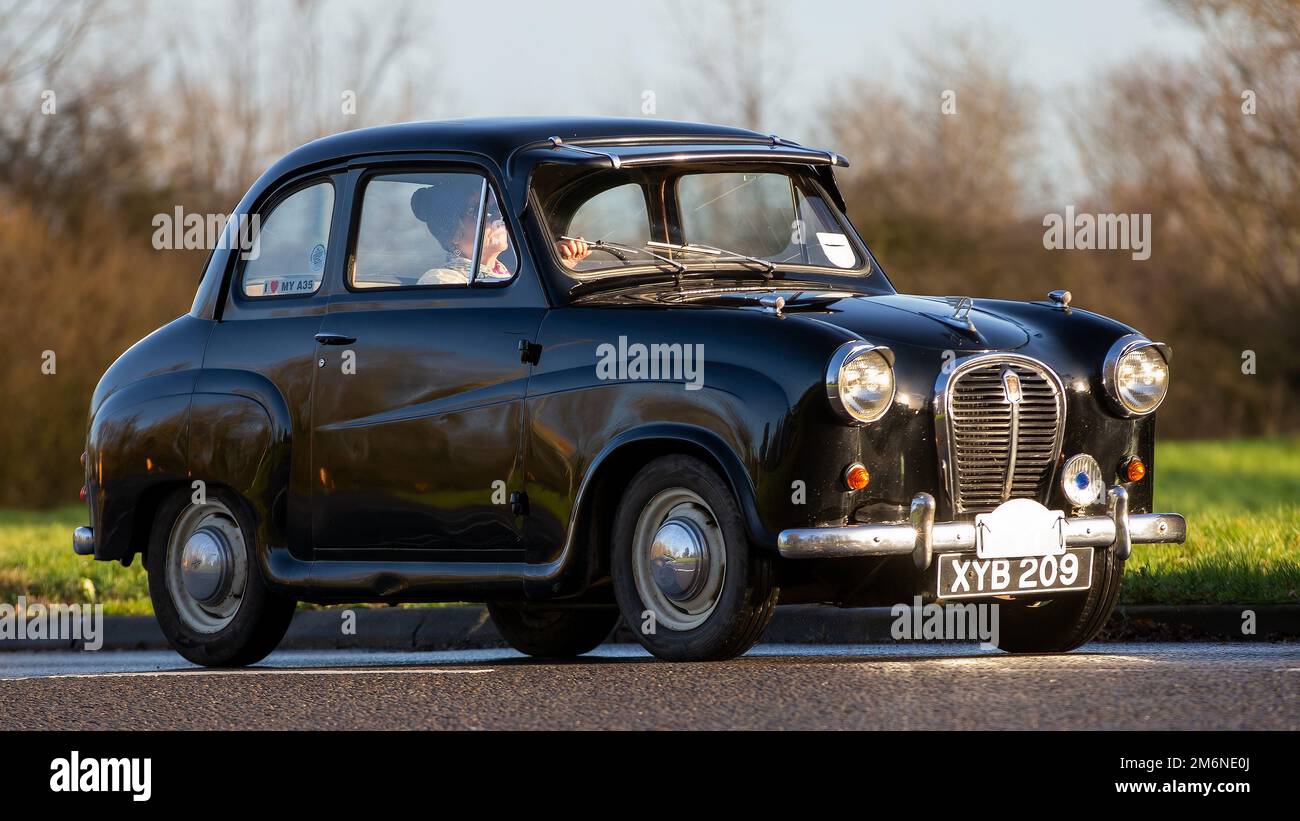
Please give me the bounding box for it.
[146,488,296,667]
[994,547,1124,653]
[611,455,777,661]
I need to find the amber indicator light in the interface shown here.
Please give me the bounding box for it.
[1123,457,1147,483]
[844,463,870,491]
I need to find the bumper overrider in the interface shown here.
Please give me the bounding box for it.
[776,486,1186,571]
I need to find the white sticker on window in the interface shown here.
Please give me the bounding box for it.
[262,274,319,295]
[816,232,855,268]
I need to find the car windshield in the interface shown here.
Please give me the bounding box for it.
[532,164,870,280]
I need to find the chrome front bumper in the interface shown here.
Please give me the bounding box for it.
[777,487,1186,571]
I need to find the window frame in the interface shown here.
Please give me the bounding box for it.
[343,164,522,294]
[234,177,339,302]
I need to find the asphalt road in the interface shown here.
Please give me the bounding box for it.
[1,642,1296,730]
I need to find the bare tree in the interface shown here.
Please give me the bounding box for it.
[826,32,1040,241]
[665,0,789,131]
[157,0,435,203]
[1075,0,1300,311]
[0,0,104,87]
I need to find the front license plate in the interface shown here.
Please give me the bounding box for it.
[936,547,1094,600]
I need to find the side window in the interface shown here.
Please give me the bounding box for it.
[352,171,517,289]
[242,182,334,297]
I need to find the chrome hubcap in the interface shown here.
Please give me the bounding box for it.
[633,488,726,631]
[166,501,248,633]
[180,528,231,605]
[649,519,708,601]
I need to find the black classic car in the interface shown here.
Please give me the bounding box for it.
[74,117,1186,665]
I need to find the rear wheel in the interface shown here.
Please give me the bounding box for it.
[146,488,296,667]
[486,602,618,658]
[995,547,1124,653]
[611,455,777,661]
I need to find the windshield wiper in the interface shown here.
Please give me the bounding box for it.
[645,240,776,281]
[562,237,691,297]
[560,236,685,273]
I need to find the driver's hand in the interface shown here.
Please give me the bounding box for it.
[557,237,591,268]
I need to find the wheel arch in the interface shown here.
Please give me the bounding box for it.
[92,366,296,564]
[562,424,773,595]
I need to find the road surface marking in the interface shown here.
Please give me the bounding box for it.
[0,667,495,682]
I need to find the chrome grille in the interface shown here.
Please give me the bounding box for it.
[941,357,1065,515]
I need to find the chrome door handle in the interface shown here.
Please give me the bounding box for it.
[314,332,356,346]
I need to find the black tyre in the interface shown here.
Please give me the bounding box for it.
[994,547,1124,653]
[146,488,296,667]
[611,455,777,661]
[486,602,618,658]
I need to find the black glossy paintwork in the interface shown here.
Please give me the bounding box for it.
[85,117,1165,606]
[310,295,542,558]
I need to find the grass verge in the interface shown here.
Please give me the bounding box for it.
[1,439,1296,613]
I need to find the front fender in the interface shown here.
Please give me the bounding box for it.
[191,368,296,553]
[87,372,195,561]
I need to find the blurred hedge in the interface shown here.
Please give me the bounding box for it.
[0,0,1296,508]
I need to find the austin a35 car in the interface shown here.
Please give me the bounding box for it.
[73,117,1186,665]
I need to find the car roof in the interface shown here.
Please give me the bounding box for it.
[277,117,772,173]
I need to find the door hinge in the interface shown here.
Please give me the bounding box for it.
[518,339,542,365]
[509,490,530,516]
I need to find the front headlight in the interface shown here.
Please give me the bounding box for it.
[826,341,896,423]
[1104,336,1172,416]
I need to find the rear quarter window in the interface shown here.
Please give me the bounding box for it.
[241,182,334,297]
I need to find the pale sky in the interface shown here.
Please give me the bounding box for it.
[427,0,1203,124]
[142,0,1206,202]
[423,0,1205,200]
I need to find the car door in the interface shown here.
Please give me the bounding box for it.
[200,175,343,556]
[309,165,546,559]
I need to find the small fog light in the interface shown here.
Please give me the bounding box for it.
[844,463,870,491]
[1061,453,1104,507]
[1123,456,1147,483]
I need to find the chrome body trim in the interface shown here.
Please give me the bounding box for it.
[776,492,1186,560]
[547,135,622,168]
[909,492,936,570]
[1000,365,1022,501]
[1109,485,1132,560]
[535,134,850,169]
[72,526,95,556]
[467,177,489,285]
[933,353,1067,516]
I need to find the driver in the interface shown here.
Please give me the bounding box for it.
[411,184,592,283]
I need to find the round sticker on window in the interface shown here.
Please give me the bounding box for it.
[309,243,326,272]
